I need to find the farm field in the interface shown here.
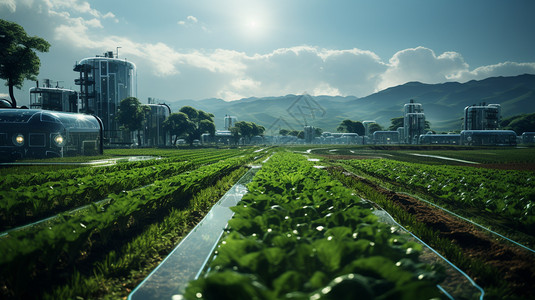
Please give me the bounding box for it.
[0,146,534,299]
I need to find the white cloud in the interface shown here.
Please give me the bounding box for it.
[178,15,199,26]
[449,61,535,82]
[0,0,16,12]
[312,83,341,96]
[377,46,469,91]
[187,15,198,23]
[6,0,535,102]
[85,18,103,28]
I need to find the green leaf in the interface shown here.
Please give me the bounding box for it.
[316,273,375,300]
[184,270,273,300]
[272,271,305,296]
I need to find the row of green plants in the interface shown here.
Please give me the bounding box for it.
[0,149,250,230]
[342,159,535,233]
[44,166,251,300]
[185,152,445,299]
[0,154,255,299]
[0,148,245,190]
[326,166,508,299]
[0,161,193,229]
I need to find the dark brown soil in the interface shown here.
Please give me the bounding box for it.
[471,163,535,171]
[338,170,535,298]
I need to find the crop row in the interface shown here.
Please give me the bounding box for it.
[0,154,255,297]
[0,148,247,191]
[184,152,444,299]
[43,166,251,300]
[0,149,252,230]
[341,159,535,232]
[0,161,193,229]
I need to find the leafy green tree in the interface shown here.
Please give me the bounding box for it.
[388,117,404,131]
[164,112,194,145]
[389,117,431,131]
[337,119,365,136]
[251,123,265,137]
[297,131,305,139]
[368,123,383,134]
[279,129,290,136]
[0,20,50,107]
[178,106,215,145]
[314,127,323,137]
[116,97,150,146]
[231,121,265,144]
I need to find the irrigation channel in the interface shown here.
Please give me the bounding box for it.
[0,156,159,167]
[129,165,261,300]
[129,155,485,300]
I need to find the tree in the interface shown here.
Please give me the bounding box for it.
[251,123,265,137]
[231,121,265,144]
[279,129,290,136]
[0,20,50,107]
[389,117,431,131]
[337,119,365,136]
[388,117,404,131]
[163,112,194,145]
[116,97,150,146]
[368,123,383,135]
[314,127,323,137]
[178,106,215,145]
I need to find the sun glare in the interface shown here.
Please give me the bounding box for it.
[245,18,261,32]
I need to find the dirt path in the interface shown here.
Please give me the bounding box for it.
[338,171,535,298]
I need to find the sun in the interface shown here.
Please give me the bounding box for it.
[245,18,261,32]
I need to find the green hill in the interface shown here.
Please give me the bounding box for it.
[168,74,535,133]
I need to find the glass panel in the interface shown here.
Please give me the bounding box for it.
[29,133,46,147]
[129,167,260,300]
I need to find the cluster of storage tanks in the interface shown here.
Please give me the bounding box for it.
[303,100,533,146]
[0,51,171,160]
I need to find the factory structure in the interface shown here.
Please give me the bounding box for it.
[285,99,522,146]
[24,51,169,147]
[17,49,531,148]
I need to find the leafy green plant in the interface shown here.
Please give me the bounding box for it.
[185,152,444,299]
[342,159,535,233]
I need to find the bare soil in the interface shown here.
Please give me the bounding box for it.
[337,170,535,298]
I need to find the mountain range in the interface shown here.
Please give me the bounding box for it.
[167,74,535,133]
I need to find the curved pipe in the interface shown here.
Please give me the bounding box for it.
[92,114,104,154]
[161,103,171,115]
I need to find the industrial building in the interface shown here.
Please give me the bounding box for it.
[419,134,460,145]
[29,79,78,112]
[304,126,315,143]
[463,103,501,130]
[373,131,400,144]
[224,115,238,130]
[362,121,376,137]
[143,104,171,147]
[403,99,426,144]
[73,51,137,144]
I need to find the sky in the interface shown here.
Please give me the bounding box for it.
[1,0,535,107]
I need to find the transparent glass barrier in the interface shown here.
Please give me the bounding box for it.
[129,166,260,300]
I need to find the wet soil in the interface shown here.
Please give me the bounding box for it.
[471,163,535,171]
[336,169,535,298]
